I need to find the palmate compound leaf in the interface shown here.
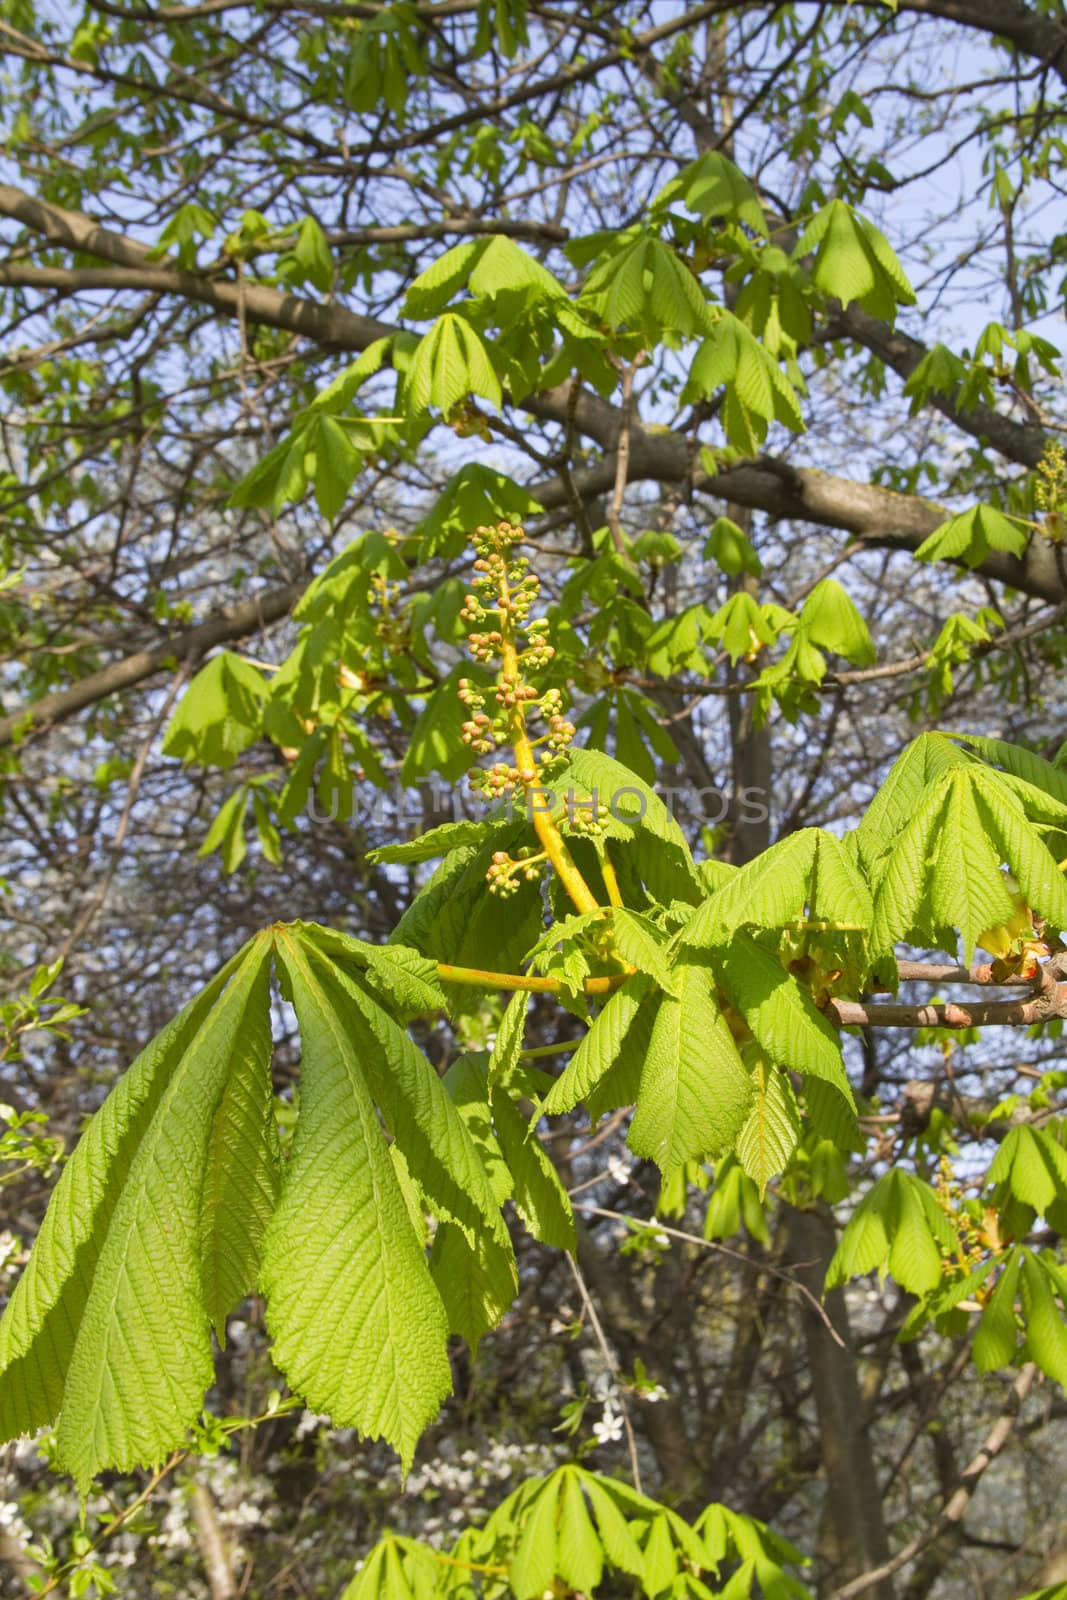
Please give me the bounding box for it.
[297,935,505,1248]
[540,954,761,1179]
[634,1500,711,1592]
[988,1124,1067,1227]
[973,771,1067,933]
[609,907,681,996]
[466,994,575,1256]
[349,1463,813,1600]
[792,198,915,319]
[0,935,274,1490]
[696,1501,811,1588]
[482,1467,656,1599]
[508,1471,564,1599]
[1,917,548,1486]
[429,1215,517,1373]
[401,233,565,322]
[264,930,457,1469]
[798,578,876,666]
[412,461,546,561]
[306,924,448,1021]
[405,311,502,414]
[200,972,280,1340]
[559,745,692,850]
[339,1533,443,1600]
[161,650,267,770]
[681,827,872,948]
[655,150,769,235]
[487,988,528,1088]
[627,960,754,1174]
[368,814,510,865]
[491,1083,576,1251]
[580,1475,648,1579]
[972,1247,1023,1372]
[583,232,715,339]
[870,765,1067,962]
[556,1466,608,1595]
[951,732,1067,814]
[702,1158,771,1246]
[401,664,499,788]
[825,1169,956,1298]
[866,778,949,961]
[853,731,969,877]
[927,774,1021,960]
[914,503,1029,567]
[1021,1250,1067,1388]
[389,826,544,975]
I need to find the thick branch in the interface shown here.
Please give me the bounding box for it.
[0,260,392,354]
[827,305,1049,470]
[897,0,1067,86]
[85,0,478,17]
[6,186,1067,614]
[530,422,1067,603]
[0,582,300,748]
[828,985,1067,1028]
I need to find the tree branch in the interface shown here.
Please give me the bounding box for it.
[826,304,1049,470]
[0,581,300,749]
[531,431,1067,603]
[828,986,1067,1028]
[827,1364,1038,1600]
[190,1483,236,1600]
[6,184,1067,613]
[896,0,1067,86]
[0,260,392,353]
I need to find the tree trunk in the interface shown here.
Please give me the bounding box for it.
[782,1204,896,1600]
[723,517,895,1596]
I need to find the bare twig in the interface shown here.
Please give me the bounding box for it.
[51,662,191,966]
[577,1204,847,1349]
[566,1253,644,1493]
[607,354,645,555]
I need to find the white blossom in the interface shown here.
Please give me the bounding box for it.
[591,1408,625,1444]
[294,1409,329,1441]
[0,1500,32,1544]
[0,1230,20,1276]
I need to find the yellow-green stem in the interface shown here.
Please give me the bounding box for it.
[437,962,630,997]
[600,848,625,908]
[520,1038,582,1059]
[496,560,600,916]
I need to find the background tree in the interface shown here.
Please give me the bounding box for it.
[2,2,1067,1597]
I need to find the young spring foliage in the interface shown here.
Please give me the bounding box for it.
[339,1464,813,1599]
[5,5,1067,1592]
[0,922,574,1487]
[5,526,1067,1531]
